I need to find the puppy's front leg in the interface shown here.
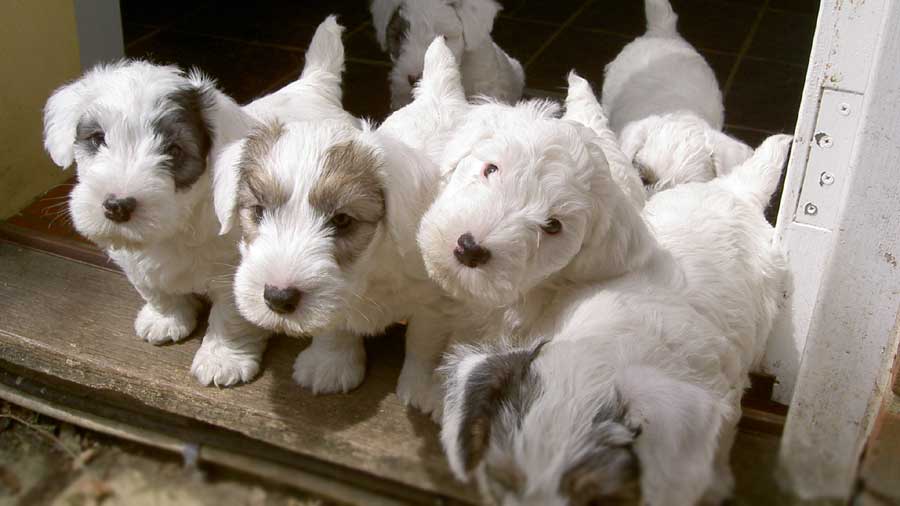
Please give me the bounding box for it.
[397,312,450,420]
[292,331,366,394]
[133,287,202,345]
[191,289,270,387]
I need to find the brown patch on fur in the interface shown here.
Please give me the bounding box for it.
[237,121,288,242]
[458,342,547,473]
[309,140,386,267]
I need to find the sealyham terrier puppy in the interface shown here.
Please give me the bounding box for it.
[417,73,658,344]
[371,0,524,110]
[212,38,468,414]
[439,135,792,506]
[42,16,354,387]
[602,0,752,195]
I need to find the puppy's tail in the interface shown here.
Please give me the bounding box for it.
[722,134,793,209]
[645,0,679,38]
[301,15,345,82]
[416,36,466,103]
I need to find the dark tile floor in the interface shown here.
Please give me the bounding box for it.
[7,0,819,238]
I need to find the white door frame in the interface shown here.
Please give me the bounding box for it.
[767,0,900,499]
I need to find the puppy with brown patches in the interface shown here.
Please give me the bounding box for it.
[438,136,792,505]
[43,16,354,387]
[213,38,468,413]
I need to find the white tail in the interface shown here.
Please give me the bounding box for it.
[722,134,793,209]
[301,15,345,79]
[415,37,466,103]
[645,0,678,37]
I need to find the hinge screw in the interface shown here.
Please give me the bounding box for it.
[804,203,819,216]
[820,172,835,186]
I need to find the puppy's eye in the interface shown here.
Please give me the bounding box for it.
[88,132,105,149]
[483,163,499,178]
[331,213,354,231]
[541,218,562,235]
[251,205,265,223]
[166,144,183,159]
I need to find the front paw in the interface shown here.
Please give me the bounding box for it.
[191,338,261,387]
[135,302,197,344]
[292,339,366,394]
[396,360,443,418]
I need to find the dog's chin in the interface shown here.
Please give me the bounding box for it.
[424,254,521,307]
[235,294,342,338]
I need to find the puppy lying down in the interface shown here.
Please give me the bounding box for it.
[213,38,468,414]
[602,0,753,195]
[42,17,355,387]
[438,135,791,505]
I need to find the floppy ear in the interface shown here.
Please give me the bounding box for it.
[706,130,754,177]
[440,343,545,481]
[212,139,247,235]
[43,78,90,168]
[451,0,501,51]
[615,366,727,500]
[618,117,655,162]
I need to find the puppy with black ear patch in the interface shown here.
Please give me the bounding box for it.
[440,135,792,506]
[602,0,753,195]
[215,38,468,414]
[371,0,524,110]
[43,16,355,387]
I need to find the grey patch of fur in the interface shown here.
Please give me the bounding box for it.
[386,6,410,60]
[458,341,547,473]
[75,117,104,156]
[151,85,213,191]
[558,392,643,505]
[236,121,288,243]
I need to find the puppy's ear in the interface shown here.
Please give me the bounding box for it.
[706,130,754,177]
[615,366,727,494]
[440,342,545,481]
[451,0,501,51]
[211,139,247,235]
[618,117,655,163]
[43,78,90,168]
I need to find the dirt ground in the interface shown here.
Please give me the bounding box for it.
[0,401,329,506]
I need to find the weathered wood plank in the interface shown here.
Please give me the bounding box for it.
[0,241,478,504]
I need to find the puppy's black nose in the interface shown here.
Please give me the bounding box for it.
[264,285,301,314]
[454,232,491,268]
[102,195,137,223]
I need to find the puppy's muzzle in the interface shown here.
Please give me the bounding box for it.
[263,284,302,314]
[102,195,137,223]
[454,232,491,268]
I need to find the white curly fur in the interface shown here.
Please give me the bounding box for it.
[602,0,752,195]
[439,134,791,505]
[218,38,469,414]
[43,16,355,387]
[371,0,524,110]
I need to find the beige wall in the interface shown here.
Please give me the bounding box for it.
[0,0,82,219]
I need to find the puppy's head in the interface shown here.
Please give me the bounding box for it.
[43,61,242,248]
[418,101,617,306]
[373,0,501,109]
[620,113,753,196]
[214,120,388,335]
[440,341,643,506]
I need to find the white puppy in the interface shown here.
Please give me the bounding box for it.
[602,0,752,194]
[371,0,524,110]
[439,135,791,506]
[418,74,658,345]
[213,38,468,414]
[43,17,353,387]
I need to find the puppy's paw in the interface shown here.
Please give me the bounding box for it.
[191,339,261,387]
[292,340,366,394]
[396,360,442,417]
[135,302,197,344]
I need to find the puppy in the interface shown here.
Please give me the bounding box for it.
[417,73,658,344]
[213,38,468,414]
[439,135,791,506]
[371,0,524,110]
[602,0,752,194]
[43,16,353,387]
